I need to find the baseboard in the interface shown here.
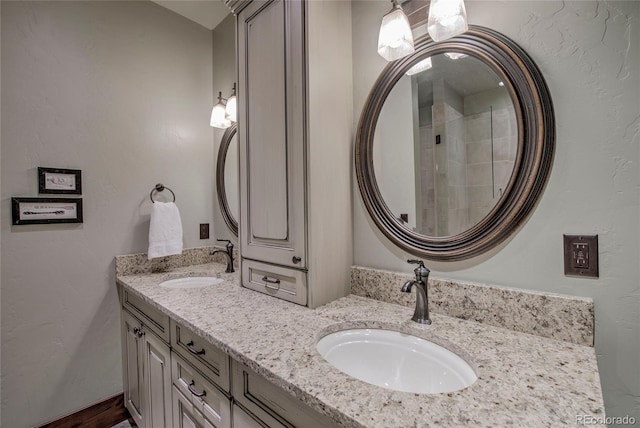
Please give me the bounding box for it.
[38,393,129,428]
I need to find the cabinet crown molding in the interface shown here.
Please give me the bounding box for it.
[224,0,253,15]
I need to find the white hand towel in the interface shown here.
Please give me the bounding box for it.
[148,202,183,260]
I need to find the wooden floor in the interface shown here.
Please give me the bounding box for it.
[39,394,130,428]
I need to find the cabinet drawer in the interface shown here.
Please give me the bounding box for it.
[171,320,230,393]
[172,352,231,428]
[242,260,307,306]
[232,361,339,428]
[172,386,211,428]
[122,288,170,343]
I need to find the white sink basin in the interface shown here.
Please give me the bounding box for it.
[159,277,223,289]
[316,328,477,394]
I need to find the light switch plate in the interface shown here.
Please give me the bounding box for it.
[563,234,598,278]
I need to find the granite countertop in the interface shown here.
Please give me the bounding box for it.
[117,262,605,427]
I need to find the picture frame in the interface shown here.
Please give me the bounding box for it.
[38,167,82,194]
[11,197,83,225]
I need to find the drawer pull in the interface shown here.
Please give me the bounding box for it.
[261,276,281,290]
[186,341,205,356]
[187,380,207,397]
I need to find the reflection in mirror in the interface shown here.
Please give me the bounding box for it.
[375,52,517,237]
[216,123,239,236]
[224,133,239,221]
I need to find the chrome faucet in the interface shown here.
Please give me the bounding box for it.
[210,239,235,273]
[401,259,431,325]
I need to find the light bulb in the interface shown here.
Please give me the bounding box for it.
[444,52,468,60]
[225,94,237,122]
[428,0,468,42]
[210,91,231,129]
[225,83,237,122]
[406,57,432,76]
[377,2,415,61]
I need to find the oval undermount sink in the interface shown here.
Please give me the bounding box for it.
[316,328,477,394]
[159,277,223,289]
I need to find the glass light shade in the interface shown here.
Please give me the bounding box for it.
[210,102,231,129]
[444,52,468,60]
[428,0,469,42]
[406,57,432,75]
[225,94,237,122]
[377,6,415,61]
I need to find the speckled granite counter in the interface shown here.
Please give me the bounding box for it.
[117,262,605,427]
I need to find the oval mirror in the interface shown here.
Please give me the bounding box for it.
[356,26,554,261]
[216,122,239,236]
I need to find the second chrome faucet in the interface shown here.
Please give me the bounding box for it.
[401,259,431,325]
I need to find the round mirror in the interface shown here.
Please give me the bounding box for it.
[216,123,239,236]
[356,26,554,261]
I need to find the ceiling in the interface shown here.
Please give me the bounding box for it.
[152,0,231,30]
[414,53,505,108]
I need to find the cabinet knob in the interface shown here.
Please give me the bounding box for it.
[133,327,144,338]
[292,256,302,264]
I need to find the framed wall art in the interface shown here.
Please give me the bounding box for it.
[38,167,82,194]
[11,197,83,225]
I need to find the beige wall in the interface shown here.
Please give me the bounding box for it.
[1,2,214,426]
[352,0,639,424]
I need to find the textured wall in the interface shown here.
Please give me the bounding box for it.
[1,2,213,426]
[352,0,639,424]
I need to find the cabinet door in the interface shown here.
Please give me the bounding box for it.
[144,329,172,428]
[232,404,268,428]
[239,0,307,268]
[122,310,145,428]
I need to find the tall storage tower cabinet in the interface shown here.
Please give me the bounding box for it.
[229,0,353,308]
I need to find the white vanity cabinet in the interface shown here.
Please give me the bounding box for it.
[121,308,172,428]
[237,0,353,308]
[120,284,336,428]
[231,360,340,428]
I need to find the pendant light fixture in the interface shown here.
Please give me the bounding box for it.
[210,91,231,129]
[427,0,468,42]
[377,0,415,62]
[224,83,237,122]
[210,83,238,129]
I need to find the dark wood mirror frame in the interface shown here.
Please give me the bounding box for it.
[355,26,555,261]
[216,122,239,236]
